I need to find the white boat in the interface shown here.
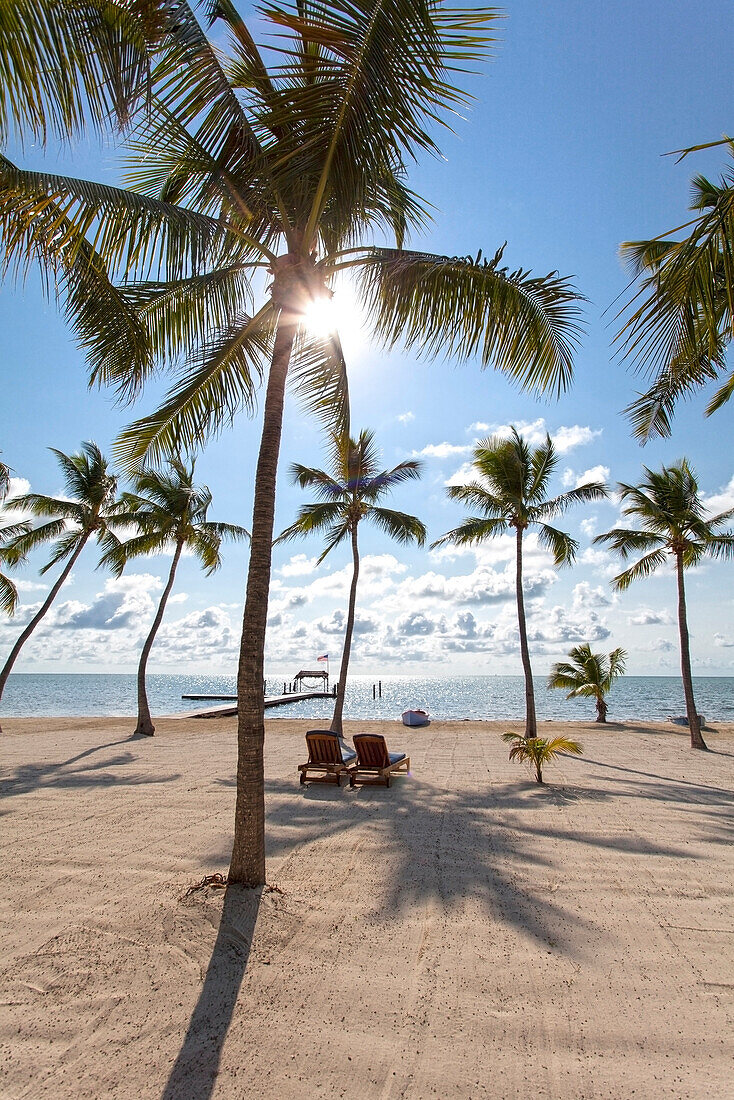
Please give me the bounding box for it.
[402,709,430,727]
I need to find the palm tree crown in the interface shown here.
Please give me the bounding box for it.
[278,427,425,734]
[617,141,734,440]
[433,428,608,737]
[548,643,627,723]
[594,460,734,749]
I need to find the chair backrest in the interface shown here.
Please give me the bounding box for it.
[354,734,390,768]
[306,730,342,764]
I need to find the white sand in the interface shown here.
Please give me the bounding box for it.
[1,716,733,1099]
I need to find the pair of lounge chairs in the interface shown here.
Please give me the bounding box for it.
[298,729,410,788]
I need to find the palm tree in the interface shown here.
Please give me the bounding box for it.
[106,458,249,737]
[548,643,627,723]
[0,457,31,616]
[594,461,734,750]
[0,3,585,885]
[502,731,583,785]
[277,428,425,735]
[0,442,121,706]
[432,428,608,738]
[617,140,734,440]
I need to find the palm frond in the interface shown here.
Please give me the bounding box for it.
[359,246,584,395]
[612,549,669,591]
[0,0,151,144]
[366,506,426,546]
[115,304,275,472]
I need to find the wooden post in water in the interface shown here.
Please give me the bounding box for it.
[379,680,382,698]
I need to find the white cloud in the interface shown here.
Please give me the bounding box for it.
[551,425,602,454]
[278,553,319,577]
[713,633,734,648]
[467,421,490,434]
[54,574,163,631]
[702,474,734,517]
[412,442,474,460]
[397,411,415,424]
[562,464,610,489]
[580,517,597,538]
[572,581,612,609]
[628,607,673,626]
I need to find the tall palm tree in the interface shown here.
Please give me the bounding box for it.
[106,457,249,736]
[0,442,121,705]
[594,461,734,750]
[548,643,627,723]
[0,3,585,885]
[277,428,425,735]
[432,428,608,738]
[0,457,31,616]
[617,140,734,440]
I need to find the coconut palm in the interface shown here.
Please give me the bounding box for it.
[432,428,608,738]
[548,643,627,723]
[0,442,121,705]
[617,140,734,440]
[593,461,734,750]
[502,731,583,785]
[0,457,31,616]
[0,3,585,885]
[105,457,249,736]
[277,428,425,735]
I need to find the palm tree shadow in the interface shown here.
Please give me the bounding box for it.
[162,884,261,1100]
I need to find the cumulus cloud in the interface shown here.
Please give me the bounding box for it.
[580,517,597,538]
[55,575,162,631]
[278,554,319,577]
[412,442,474,460]
[714,633,734,647]
[572,581,611,609]
[702,474,734,517]
[628,607,673,626]
[397,411,415,424]
[562,464,610,490]
[396,611,435,636]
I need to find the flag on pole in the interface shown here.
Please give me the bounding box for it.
[317,653,329,662]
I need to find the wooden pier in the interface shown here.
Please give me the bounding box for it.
[174,689,334,719]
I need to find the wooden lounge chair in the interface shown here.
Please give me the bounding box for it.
[298,729,357,786]
[349,734,410,787]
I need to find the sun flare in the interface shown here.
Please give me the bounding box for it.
[301,282,366,358]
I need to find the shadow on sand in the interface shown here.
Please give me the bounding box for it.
[162,884,261,1100]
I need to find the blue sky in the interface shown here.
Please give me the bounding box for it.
[1,0,733,680]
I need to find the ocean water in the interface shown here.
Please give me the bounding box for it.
[1,672,733,723]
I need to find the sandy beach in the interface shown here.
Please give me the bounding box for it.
[1,716,733,1099]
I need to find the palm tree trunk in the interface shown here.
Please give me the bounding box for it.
[515,525,537,738]
[229,311,298,886]
[330,523,360,737]
[675,551,706,750]
[0,536,89,718]
[134,541,183,737]
[595,694,608,723]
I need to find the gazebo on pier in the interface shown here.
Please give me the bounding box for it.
[293,668,330,690]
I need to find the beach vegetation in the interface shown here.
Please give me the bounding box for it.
[277,428,425,736]
[432,428,608,738]
[105,457,249,737]
[548,643,627,723]
[0,3,585,885]
[0,442,122,709]
[594,460,734,750]
[617,139,734,440]
[502,731,583,784]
